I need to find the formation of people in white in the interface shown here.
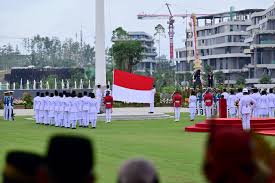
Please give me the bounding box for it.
[33,86,113,129]
[188,87,275,131]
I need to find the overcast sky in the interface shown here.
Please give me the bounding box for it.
[0,0,274,56]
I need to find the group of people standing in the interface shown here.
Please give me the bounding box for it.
[33,85,113,129]
[185,87,275,131]
[3,91,14,121]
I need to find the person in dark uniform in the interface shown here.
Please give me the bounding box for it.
[208,72,214,88]
[193,69,202,90]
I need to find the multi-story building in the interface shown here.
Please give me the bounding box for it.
[245,3,275,84]
[112,32,157,75]
[176,9,264,85]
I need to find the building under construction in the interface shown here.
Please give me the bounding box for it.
[175,8,265,85]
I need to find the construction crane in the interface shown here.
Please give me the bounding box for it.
[138,4,209,61]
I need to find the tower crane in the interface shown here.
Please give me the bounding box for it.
[138,4,209,61]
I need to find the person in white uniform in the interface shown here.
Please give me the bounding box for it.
[53,91,59,126]
[57,93,65,127]
[69,91,78,129]
[268,88,275,118]
[33,92,40,124]
[38,93,45,124]
[251,88,260,118]
[96,85,102,114]
[221,88,229,117]
[227,90,238,118]
[3,92,9,120]
[235,88,243,117]
[77,93,84,127]
[48,93,55,125]
[43,92,50,125]
[63,92,71,128]
[239,88,256,132]
[259,90,269,118]
[149,85,156,114]
[82,91,90,127]
[189,91,197,121]
[88,93,98,128]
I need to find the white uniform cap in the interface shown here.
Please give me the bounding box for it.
[243,88,248,93]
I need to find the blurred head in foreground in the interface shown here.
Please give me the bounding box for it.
[203,127,256,183]
[117,158,159,183]
[3,151,42,183]
[42,135,95,183]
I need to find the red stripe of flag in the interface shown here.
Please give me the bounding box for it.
[113,69,154,90]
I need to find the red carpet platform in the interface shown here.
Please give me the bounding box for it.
[185,118,275,136]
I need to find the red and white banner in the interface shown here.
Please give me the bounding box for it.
[113,69,154,103]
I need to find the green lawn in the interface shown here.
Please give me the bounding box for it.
[0,114,275,183]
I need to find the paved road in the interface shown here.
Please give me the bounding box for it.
[0,107,189,116]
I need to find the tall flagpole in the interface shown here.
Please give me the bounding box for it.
[95,0,106,86]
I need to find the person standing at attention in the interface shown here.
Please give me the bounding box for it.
[268,88,275,118]
[228,90,238,118]
[189,90,197,121]
[204,89,214,119]
[149,85,156,114]
[104,91,113,123]
[96,85,102,114]
[239,88,256,132]
[33,92,40,124]
[172,91,182,122]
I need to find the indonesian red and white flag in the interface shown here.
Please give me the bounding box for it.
[113,69,154,103]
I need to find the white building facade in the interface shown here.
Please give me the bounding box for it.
[175,9,265,85]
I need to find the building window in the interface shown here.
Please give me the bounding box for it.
[226,47,231,54]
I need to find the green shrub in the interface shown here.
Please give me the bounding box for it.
[23,92,33,109]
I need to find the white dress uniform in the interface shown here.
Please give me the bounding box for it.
[201,92,206,115]
[96,88,102,113]
[88,98,98,128]
[53,96,59,126]
[236,92,243,117]
[228,94,238,118]
[58,97,65,127]
[69,97,78,129]
[259,94,269,118]
[82,96,90,127]
[39,97,45,124]
[239,90,256,131]
[77,98,84,126]
[268,93,275,118]
[8,95,14,121]
[64,96,71,128]
[251,92,260,118]
[189,95,197,120]
[48,97,55,125]
[3,95,8,120]
[43,96,50,124]
[33,96,40,123]
[221,92,229,117]
[149,88,156,113]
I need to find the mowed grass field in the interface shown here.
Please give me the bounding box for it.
[0,114,275,183]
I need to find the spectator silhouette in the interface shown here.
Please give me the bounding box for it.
[203,127,256,183]
[40,135,95,183]
[3,151,42,183]
[117,158,159,183]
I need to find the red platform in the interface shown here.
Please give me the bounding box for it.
[185,118,275,136]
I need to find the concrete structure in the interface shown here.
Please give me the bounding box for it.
[245,3,275,84]
[129,32,157,75]
[113,32,157,76]
[176,9,264,85]
[95,0,106,86]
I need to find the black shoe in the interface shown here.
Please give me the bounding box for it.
[72,128,76,129]
[149,112,154,114]
[92,127,96,129]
